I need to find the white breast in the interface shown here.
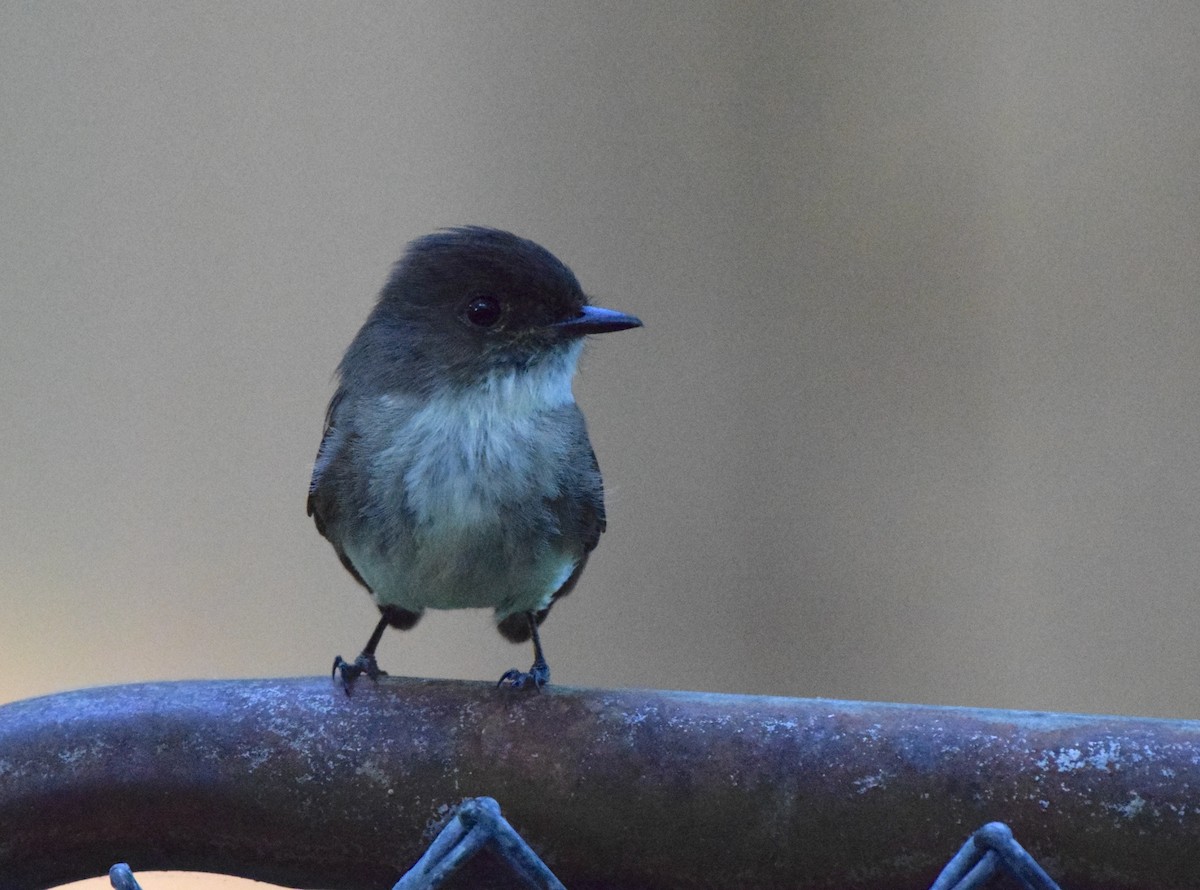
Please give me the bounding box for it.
[350,341,585,615]
[396,341,582,526]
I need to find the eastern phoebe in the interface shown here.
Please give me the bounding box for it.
[308,227,641,690]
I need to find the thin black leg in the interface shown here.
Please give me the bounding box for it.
[527,616,549,680]
[497,612,551,689]
[332,614,390,694]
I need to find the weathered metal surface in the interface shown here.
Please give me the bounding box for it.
[1,678,1199,889]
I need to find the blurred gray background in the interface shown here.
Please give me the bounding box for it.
[4,3,1199,722]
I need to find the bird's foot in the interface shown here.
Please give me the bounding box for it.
[332,652,388,695]
[496,660,550,690]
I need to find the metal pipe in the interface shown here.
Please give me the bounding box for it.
[1,678,1199,889]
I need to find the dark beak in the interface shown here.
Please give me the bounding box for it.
[553,304,643,335]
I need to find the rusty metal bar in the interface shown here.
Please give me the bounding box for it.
[2,678,1199,889]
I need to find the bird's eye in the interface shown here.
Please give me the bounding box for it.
[464,295,503,328]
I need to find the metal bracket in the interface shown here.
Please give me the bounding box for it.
[108,796,564,890]
[107,863,142,890]
[393,796,565,889]
[929,821,1064,890]
[109,812,1063,890]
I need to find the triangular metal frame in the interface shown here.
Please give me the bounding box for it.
[393,796,565,890]
[108,797,564,890]
[110,811,1063,890]
[928,822,1064,890]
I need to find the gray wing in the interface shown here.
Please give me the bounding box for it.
[306,389,371,590]
[307,389,344,530]
[497,404,606,642]
[548,402,607,558]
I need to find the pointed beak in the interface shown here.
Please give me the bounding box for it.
[553,304,643,336]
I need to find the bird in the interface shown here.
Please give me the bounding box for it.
[307,226,641,690]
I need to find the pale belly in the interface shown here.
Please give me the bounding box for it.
[343,517,578,619]
[342,366,584,619]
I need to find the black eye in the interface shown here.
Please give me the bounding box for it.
[464,295,502,328]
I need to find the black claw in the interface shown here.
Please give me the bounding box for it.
[332,652,388,695]
[496,612,552,689]
[496,660,550,690]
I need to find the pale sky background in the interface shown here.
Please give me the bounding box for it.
[4,4,1200,884]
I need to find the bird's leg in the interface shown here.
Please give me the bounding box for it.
[332,614,390,694]
[497,613,551,689]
